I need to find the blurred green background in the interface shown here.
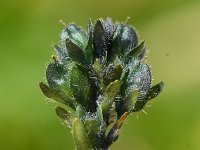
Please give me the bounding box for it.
[0,0,200,149]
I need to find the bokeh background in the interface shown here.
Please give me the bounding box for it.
[0,0,200,149]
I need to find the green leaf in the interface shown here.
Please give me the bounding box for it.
[100,80,120,115]
[72,118,92,150]
[39,82,77,109]
[55,106,74,128]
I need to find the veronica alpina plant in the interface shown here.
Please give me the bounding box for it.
[40,18,164,150]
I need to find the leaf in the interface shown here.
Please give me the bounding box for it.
[100,80,120,115]
[72,118,92,150]
[39,82,76,109]
[106,112,129,147]
[55,106,74,128]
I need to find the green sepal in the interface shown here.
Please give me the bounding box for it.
[92,58,105,92]
[127,63,151,98]
[84,118,99,135]
[111,24,138,57]
[106,112,129,148]
[93,58,102,76]
[106,102,117,125]
[46,61,67,89]
[72,118,92,150]
[85,19,94,63]
[103,64,122,86]
[120,67,129,98]
[76,105,86,119]
[132,97,146,112]
[124,40,145,62]
[70,64,90,107]
[53,45,66,60]
[84,118,101,149]
[96,106,104,127]
[100,80,120,115]
[120,90,139,115]
[60,24,88,51]
[46,61,75,100]
[45,60,90,107]
[39,82,77,109]
[147,81,164,101]
[65,39,86,64]
[113,56,122,66]
[132,81,164,112]
[55,106,74,128]
[132,82,162,112]
[104,17,113,38]
[93,19,107,58]
[126,63,151,112]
